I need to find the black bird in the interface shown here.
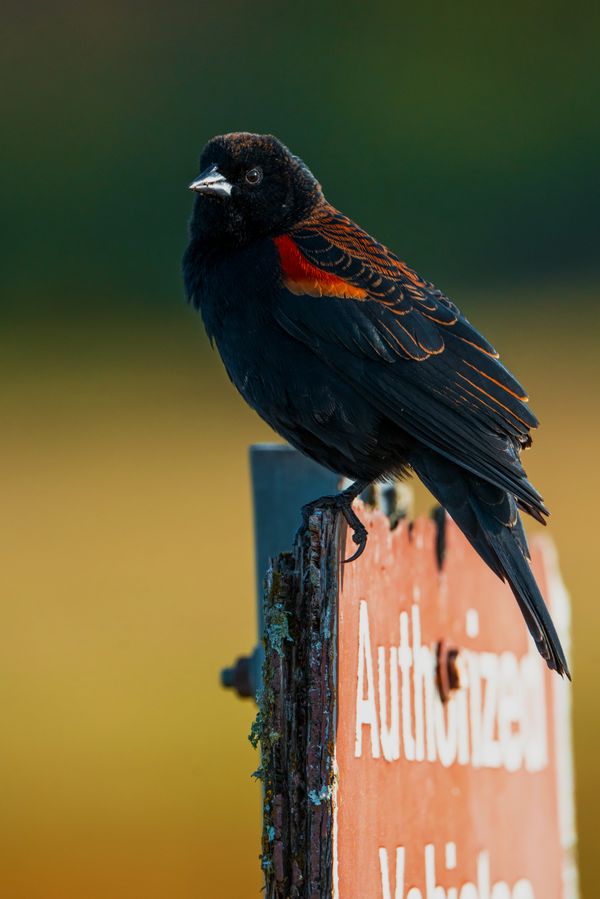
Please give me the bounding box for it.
[183,132,569,677]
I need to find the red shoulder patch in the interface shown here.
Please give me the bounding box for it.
[274,235,368,300]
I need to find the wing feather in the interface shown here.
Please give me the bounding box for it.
[273,205,546,520]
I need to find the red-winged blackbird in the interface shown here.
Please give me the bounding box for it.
[183,132,569,677]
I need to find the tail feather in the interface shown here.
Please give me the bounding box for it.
[479,508,569,677]
[411,450,570,678]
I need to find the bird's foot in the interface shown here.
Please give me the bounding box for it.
[301,482,369,563]
[338,501,369,563]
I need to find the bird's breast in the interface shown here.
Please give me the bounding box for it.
[189,240,286,402]
[190,240,277,338]
[185,238,403,480]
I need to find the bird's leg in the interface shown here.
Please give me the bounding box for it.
[301,479,371,564]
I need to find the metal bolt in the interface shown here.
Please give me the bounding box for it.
[436,640,462,703]
[221,654,256,699]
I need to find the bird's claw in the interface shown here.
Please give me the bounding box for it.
[340,505,368,563]
[300,487,369,565]
[342,524,368,563]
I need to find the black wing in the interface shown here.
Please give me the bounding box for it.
[273,205,547,522]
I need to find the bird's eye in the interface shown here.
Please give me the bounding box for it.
[245,167,263,185]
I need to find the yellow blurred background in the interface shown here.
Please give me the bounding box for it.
[2,3,599,896]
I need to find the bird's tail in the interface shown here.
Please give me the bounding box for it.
[410,449,570,678]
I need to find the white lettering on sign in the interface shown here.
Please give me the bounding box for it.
[354,601,547,772]
[378,843,535,899]
[355,599,380,758]
[379,645,401,761]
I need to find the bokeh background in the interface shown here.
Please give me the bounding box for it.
[2,2,599,896]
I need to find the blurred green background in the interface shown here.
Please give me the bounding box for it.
[2,2,599,897]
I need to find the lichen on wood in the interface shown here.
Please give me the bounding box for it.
[251,509,341,898]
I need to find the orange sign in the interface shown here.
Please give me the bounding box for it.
[334,508,576,899]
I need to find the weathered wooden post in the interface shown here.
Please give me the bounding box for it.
[229,445,577,898]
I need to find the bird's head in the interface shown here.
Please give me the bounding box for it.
[187,132,323,247]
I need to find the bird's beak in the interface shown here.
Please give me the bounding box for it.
[188,164,233,197]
